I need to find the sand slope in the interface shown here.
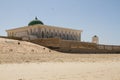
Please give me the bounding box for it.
[0,38,120,63]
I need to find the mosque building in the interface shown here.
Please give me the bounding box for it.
[6,17,82,41]
[6,17,120,53]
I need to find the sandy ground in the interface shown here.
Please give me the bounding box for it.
[0,62,120,80]
[0,38,120,80]
[0,38,120,63]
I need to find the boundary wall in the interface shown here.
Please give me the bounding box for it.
[30,38,120,53]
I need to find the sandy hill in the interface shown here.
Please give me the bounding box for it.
[0,38,120,63]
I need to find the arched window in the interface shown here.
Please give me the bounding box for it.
[47,32,49,38]
[50,32,52,38]
[55,32,57,37]
[67,34,69,40]
[59,33,61,38]
[42,31,44,38]
[30,29,32,34]
[63,34,65,39]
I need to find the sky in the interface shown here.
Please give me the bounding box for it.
[0,0,120,45]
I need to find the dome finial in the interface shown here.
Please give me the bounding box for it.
[35,16,38,20]
[28,17,44,26]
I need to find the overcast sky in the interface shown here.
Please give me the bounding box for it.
[0,0,120,45]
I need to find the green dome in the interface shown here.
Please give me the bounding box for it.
[28,17,44,26]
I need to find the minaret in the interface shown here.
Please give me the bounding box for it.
[92,35,99,44]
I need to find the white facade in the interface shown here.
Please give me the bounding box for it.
[6,24,82,41]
